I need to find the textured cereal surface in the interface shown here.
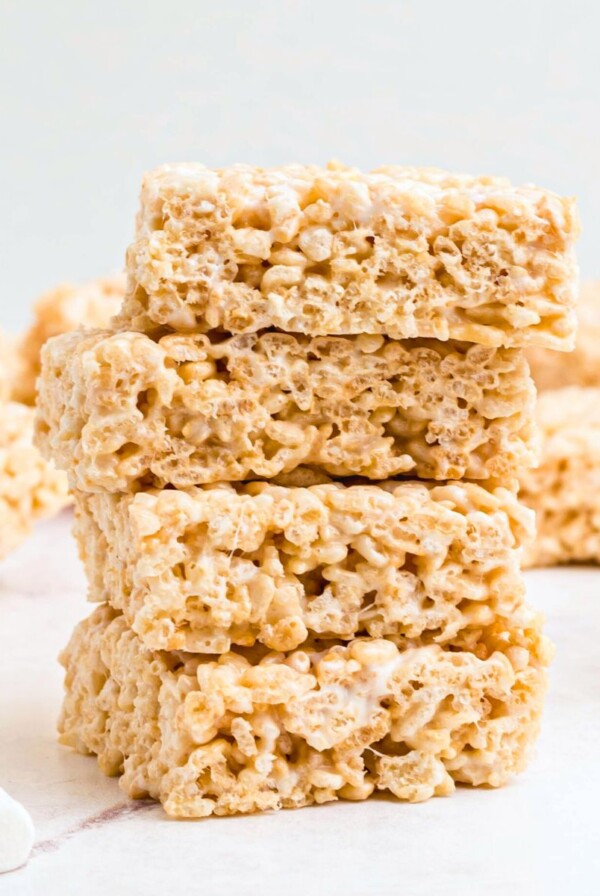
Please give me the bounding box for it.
[59,604,550,818]
[117,162,578,348]
[74,479,534,653]
[0,401,70,560]
[14,275,125,405]
[521,387,600,566]
[527,282,600,391]
[36,327,538,491]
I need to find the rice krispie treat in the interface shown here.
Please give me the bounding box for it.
[59,604,551,817]
[13,275,125,405]
[0,331,26,402]
[527,282,600,391]
[117,162,578,348]
[36,327,538,490]
[74,479,533,653]
[0,334,15,401]
[521,387,600,566]
[0,401,69,560]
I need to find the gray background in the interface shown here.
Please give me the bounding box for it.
[1,0,597,333]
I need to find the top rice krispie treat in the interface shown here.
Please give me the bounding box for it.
[13,275,125,404]
[59,603,550,817]
[117,162,579,347]
[527,282,600,391]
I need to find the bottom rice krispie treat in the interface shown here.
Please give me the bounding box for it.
[59,604,551,818]
[0,401,70,560]
[521,387,600,566]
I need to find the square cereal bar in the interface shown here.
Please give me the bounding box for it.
[118,162,578,348]
[36,328,537,490]
[13,275,125,405]
[0,401,69,560]
[527,282,600,391]
[74,479,533,653]
[521,387,600,566]
[59,604,550,817]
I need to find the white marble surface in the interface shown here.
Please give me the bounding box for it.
[1,513,599,895]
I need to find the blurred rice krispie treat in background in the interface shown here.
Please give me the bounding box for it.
[1,332,69,563]
[521,388,600,567]
[520,282,600,567]
[36,161,579,816]
[0,276,122,562]
[0,401,69,561]
[13,275,125,405]
[0,333,13,402]
[0,330,24,402]
[527,282,600,391]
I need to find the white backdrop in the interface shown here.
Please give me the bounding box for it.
[1,0,598,332]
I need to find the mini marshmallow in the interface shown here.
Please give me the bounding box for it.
[0,788,35,873]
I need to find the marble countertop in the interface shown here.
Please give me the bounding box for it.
[1,513,599,896]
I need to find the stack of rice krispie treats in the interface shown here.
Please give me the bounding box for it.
[35,163,578,818]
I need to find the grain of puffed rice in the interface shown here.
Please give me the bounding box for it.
[117,162,578,348]
[36,327,538,490]
[13,275,125,405]
[521,387,600,566]
[0,401,69,560]
[59,604,551,817]
[74,479,533,652]
[527,281,600,391]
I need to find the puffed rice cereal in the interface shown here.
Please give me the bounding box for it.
[527,282,600,391]
[58,604,551,817]
[74,479,534,652]
[117,162,578,348]
[0,331,24,402]
[521,387,600,566]
[0,401,69,560]
[13,275,125,405]
[36,327,538,490]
